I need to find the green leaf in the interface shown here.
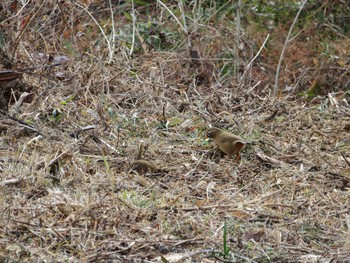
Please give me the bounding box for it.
[125,0,151,6]
[223,219,230,257]
[167,117,183,127]
[123,12,133,21]
[60,95,75,105]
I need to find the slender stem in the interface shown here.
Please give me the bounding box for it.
[157,0,187,33]
[234,0,241,80]
[130,0,136,55]
[273,0,308,97]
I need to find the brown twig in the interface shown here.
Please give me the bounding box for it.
[341,152,350,167]
[11,0,48,60]
[0,109,44,136]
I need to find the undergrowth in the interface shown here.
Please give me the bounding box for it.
[0,0,350,262]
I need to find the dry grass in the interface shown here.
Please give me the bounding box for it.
[1,1,350,262]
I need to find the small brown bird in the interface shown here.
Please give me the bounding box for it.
[131,159,157,174]
[206,127,248,161]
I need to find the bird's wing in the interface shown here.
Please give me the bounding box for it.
[233,141,246,149]
[219,139,246,147]
[218,134,244,144]
[226,140,246,154]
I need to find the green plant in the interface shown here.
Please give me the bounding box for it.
[211,219,233,260]
[222,219,230,258]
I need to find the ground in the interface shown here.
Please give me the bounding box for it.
[1,1,350,262]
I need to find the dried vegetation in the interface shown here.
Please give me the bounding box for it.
[0,0,350,262]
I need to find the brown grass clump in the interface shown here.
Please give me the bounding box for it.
[1,1,350,262]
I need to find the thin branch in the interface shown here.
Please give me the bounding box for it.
[74,2,114,62]
[156,0,187,33]
[11,0,48,60]
[129,0,136,55]
[273,0,308,97]
[341,152,350,167]
[178,0,188,34]
[234,0,241,80]
[239,33,270,89]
